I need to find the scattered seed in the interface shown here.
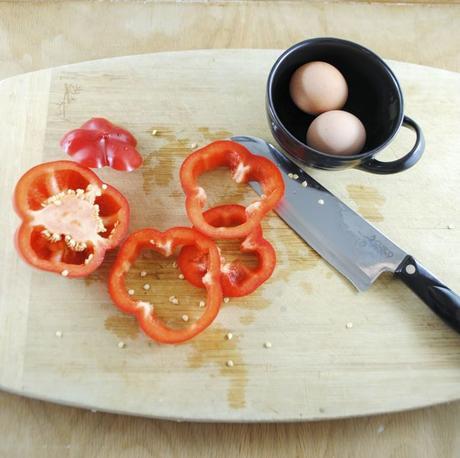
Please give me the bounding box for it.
[143,283,151,291]
[226,360,234,367]
[288,173,294,179]
[118,341,126,349]
[101,184,108,190]
[178,274,185,280]
[191,143,197,148]
[346,322,353,329]
[169,295,179,304]
[226,332,233,340]
[172,261,178,268]
[264,341,272,348]
[151,129,158,136]
[301,180,308,187]
[55,331,63,338]
[182,314,189,322]
[318,199,325,205]
[61,270,69,277]
[223,297,230,303]
[128,289,135,296]
[140,271,147,277]
[199,300,205,308]
[292,173,299,180]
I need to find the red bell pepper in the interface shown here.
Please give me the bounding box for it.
[14,161,130,277]
[180,140,284,239]
[108,227,223,344]
[178,205,276,297]
[60,117,143,171]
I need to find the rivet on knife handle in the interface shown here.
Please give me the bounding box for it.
[395,256,460,332]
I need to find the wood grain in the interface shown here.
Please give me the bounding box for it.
[1,1,460,80]
[0,50,459,424]
[0,1,459,457]
[0,391,459,458]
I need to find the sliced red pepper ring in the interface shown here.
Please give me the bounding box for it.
[60,117,143,171]
[180,140,284,240]
[108,227,223,344]
[13,161,130,277]
[178,205,276,297]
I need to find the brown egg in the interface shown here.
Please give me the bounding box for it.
[306,110,366,156]
[289,61,348,115]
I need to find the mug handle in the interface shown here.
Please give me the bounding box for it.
[358,116,425,174]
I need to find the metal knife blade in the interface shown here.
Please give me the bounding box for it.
[232,135,460,333]
[231,135,407,291]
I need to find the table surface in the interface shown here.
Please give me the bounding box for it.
[0,1,459,457]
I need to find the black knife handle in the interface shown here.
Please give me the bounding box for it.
[395,255,460,333]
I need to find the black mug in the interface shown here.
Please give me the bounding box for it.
[266,38,425,174]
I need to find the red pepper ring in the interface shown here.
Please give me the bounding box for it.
[178,205,276,297]
[108,227,223,344]
[180,140,284,240]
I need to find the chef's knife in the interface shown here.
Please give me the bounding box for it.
[232,135,460,333]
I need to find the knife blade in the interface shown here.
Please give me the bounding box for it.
[232,135,460,333]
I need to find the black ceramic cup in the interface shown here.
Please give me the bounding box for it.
[266,38,425,174]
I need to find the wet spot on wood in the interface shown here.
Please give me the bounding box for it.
[197,127,233,141]
[347,185,385,222]
[123,248,210,330]
[276,234,321,283]
[141,136,190,195]
[147,127,176,142]
[142,151,158,194]
[83,269,107,286]
[239,314,255,325]
[198,166,254,209]
[104,314,140,339]
[141,128,233,197]
[171,189,183,199]
[301,282,313,294]
[82,253,114,286]
[83,274,101,286]
[188,324,247,409]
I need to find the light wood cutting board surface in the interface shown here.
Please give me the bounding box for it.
[0,49,459,422]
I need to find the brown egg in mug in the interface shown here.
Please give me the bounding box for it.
[289,61,348,115]
[306,110,367,156]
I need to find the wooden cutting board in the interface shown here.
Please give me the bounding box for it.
[0,50,459,422]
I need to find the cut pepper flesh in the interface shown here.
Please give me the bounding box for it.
[108,227,223,344]
[178,205,276,297]
[14,160,130,277]
[180,140,284,239]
